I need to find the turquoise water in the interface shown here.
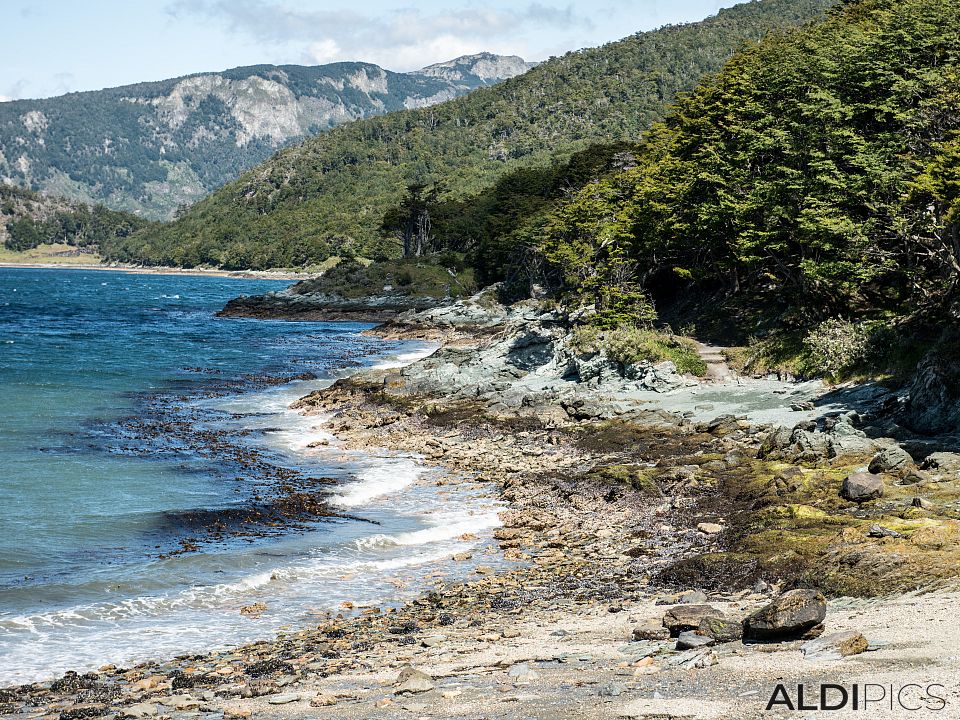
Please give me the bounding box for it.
[0,268,500,685]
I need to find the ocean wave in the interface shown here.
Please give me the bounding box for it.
[369,344,438,370]
[353,511,501,551]
[329,461,425,507]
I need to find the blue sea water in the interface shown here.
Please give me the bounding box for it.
[0,268,500,685]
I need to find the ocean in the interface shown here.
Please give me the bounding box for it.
[0,268,500,686]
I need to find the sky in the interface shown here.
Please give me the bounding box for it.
[0,0,743,101]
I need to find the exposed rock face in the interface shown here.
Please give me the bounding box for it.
[902,352,960,435]
[397,300,686,414]
[758,418,880,463]
[0,54,533,219]
[840,472,884,503]
[743,590,827,641]
[418,53,538,84]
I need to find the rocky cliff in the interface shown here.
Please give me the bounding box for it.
[0,54,534,220]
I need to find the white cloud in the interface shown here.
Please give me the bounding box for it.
[305,39,342,64]
[168,0,591,70]
[0,95,10,103]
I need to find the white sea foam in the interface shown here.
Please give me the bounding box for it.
[370,343,438,370]
[354,510,501,551]
[330,460,425,507]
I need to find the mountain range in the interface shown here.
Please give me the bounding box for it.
[0,53,535,219]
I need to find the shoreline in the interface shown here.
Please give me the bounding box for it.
[6,306,960,718]
[0,262,310,281]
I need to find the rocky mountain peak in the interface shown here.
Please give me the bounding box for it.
[415,53,538,84]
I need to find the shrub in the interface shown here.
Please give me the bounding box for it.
[802,318,873,379]
[570,325,707,376]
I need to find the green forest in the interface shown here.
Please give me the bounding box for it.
[1,186,151,252]
[102,0,836,269]
[529,0,960,336]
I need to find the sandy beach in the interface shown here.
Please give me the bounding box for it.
[0,262,310,281]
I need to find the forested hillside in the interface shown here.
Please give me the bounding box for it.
[105,0,836,269]
[0,185,150,256]
[528,0,960,340]
[0,54,533,220]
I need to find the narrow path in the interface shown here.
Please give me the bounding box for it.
[697,342,734,382]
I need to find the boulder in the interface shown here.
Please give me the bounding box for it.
[868,446,914,474]
[899,468,931,486]
[394,666,434,694]
[632,618,671,641]
[921,452,960,479]
[743,589,827,642]
[707,414,742,437]
[801,631,868,661]
[676,631,715,650]
[840,472,884,503]
[662,605,724,637]
[758,426,794,459]
[629,361,683,393]
[828,420,879,459]
[697,616,744,644]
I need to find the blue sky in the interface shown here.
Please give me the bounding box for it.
[1,0,742,101]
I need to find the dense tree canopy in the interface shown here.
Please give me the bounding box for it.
[0,186,150,252]
[537,0,960,326]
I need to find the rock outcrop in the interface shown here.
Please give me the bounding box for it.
[218,289,446,321]
[758,417,881,463]
[395,299,687,414]
[901,352,960,435]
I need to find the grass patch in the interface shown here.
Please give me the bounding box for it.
[570,325,707,376]
[0,243,101,265]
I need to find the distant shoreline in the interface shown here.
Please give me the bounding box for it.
[0,262,309,281]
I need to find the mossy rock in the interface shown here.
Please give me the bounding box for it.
[586,464,661,497]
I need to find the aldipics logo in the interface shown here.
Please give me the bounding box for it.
[766,684,947,712]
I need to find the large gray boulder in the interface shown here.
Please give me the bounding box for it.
[827,420,879,459]
[840,472,884,503]
[743,589,827,642]
[868,446,914,474]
